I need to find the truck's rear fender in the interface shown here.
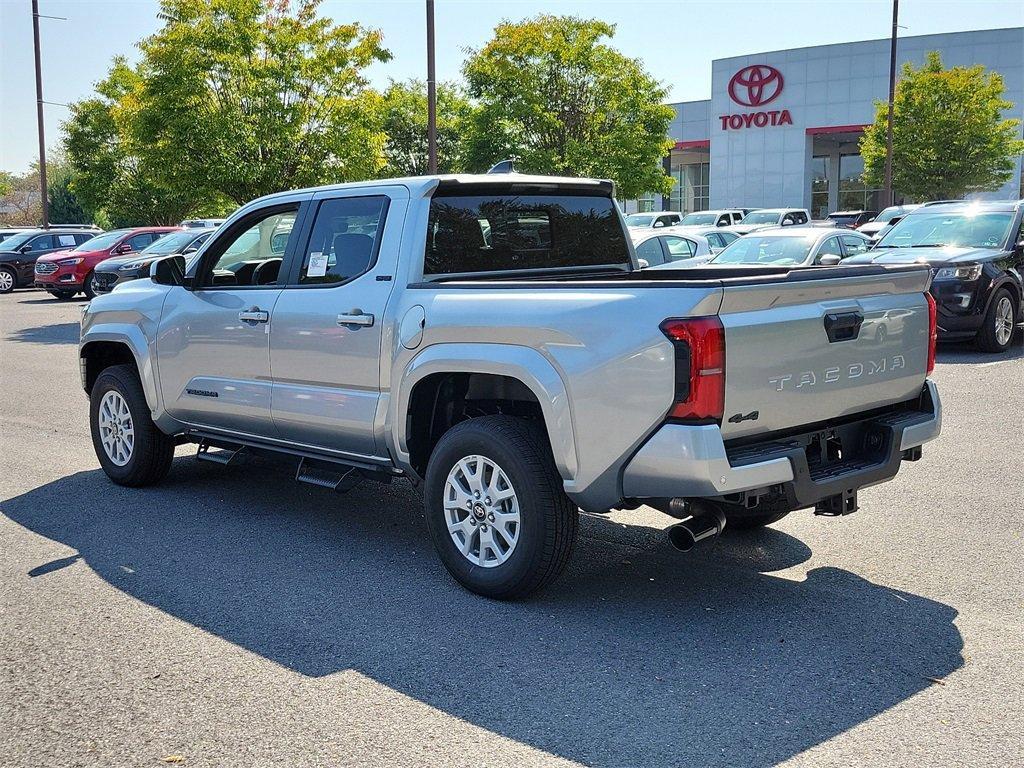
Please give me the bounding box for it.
[390,343,577,483]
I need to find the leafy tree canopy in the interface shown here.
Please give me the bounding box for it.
[136,0,391,204]
[462,15,674,200]
[861,51,1024,201]
[380,79,471,177]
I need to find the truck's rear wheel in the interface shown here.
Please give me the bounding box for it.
[90,364,175,486]
[424,415,578,599]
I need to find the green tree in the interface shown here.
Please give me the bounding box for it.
[64,59,204,226]
[135,0,391,205]
[861,51,1024,200]
[0,171,14,199]
[380,79,470,176]
[462,15,674,199]
[45,151,93,224]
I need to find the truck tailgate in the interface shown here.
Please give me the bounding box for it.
[717,268,932,440]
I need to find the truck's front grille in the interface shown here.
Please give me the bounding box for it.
[35,262,57,275]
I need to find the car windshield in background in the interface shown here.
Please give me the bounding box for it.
[0,232,35,250]
[711,235,815,266]
[141,230,202,255]
[875,211,1013,249]
[624,214,656,228]
[739,211,781,225]
[679,213,717,226]
[873,206,904,223]
[425,193,630,276]
[73,229,129,251]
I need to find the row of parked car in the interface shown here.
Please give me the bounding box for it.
[626,199,1024,353]
[0,220,223,298]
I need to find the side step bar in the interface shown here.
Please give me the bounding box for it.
[187,431,400,493]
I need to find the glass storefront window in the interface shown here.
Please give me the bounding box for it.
[838,154,883,212]
[811,156,830,219]
[669,162,710,214]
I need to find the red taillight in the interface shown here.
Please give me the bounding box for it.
[925,292,937,376]
[660,317,726,422]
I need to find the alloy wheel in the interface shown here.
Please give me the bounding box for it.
[443,454,521,568]
[994,296,1014,347]
[0,269,13,292]
[98,390,135,466]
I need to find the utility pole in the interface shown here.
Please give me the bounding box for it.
[883,0,899,208]
[426,0,437,174]
[32,0,49,228]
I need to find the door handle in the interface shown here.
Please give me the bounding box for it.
[238,307,270,323]
[337,310,374,328]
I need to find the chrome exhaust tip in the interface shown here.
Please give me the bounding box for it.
[667,501,727,552]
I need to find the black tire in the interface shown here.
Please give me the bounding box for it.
[90,364,175,487]
[725,510,790,530]
[424,415,578,599]
[975,287,1018,353]
[82,271,99,300]
[48,290,77,300]
[0,266,16,294]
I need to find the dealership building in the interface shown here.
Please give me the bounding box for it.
[637,27,1024,217]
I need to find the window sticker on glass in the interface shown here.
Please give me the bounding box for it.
[307,251,328,277]
[58,235,76,246]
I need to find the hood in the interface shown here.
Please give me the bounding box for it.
[96,253,161,270]
[34,248,79,263]
[857,221,886,235]
[725,224,774,235]
[858,245,999,266]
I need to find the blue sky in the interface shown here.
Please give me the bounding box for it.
[1,0,1022,173]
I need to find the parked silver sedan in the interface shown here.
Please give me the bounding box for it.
[706,227,872,267]
[631,228,713,268]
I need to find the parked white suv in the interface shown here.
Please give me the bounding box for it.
[728,208,811,235]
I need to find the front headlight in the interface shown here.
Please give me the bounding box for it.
[118,260,151,271]
[57,257,84,266]
[934,264,983,281]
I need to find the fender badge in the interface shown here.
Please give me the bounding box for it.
[728,410,759,424]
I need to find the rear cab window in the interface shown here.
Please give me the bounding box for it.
[424,190,631,278]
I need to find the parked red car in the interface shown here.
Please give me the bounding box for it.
[33,226,180,299]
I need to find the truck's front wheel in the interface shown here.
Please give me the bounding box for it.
[424,416,578,599]
[90,364,175,487]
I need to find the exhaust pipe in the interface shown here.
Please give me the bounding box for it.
[667,500,727,552]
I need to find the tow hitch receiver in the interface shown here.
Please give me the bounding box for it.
[815,489,858,516]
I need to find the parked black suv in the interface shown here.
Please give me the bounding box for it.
[847,200,1024,352]
[0,227,100,294]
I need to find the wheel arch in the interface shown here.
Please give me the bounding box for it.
[80,327,161,413]
[389,344,578,485]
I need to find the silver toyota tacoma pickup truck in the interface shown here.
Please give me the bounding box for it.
[80,173,942,598]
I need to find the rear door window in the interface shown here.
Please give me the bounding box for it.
[634,238,665,266]
[296,196,388,285]
[840,235,869,257]
[425,192,629,276]
[662,236,696,260]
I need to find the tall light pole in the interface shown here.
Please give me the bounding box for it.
[883,0,899,208]
[426,0,437,174]
[32,0,49,228]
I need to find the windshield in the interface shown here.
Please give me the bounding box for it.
[679,213,716,226]
[739,211,781,225]
[73,229,129,251]
[875,211,1013,249]
[873,206,904,224]
[0,231,36,250]
[141,230,202,255]
[625,214,656,228]
[711,235,815,266]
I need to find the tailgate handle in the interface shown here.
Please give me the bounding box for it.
[824,311,863,343]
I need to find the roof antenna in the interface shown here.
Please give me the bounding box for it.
[487,160,516,174]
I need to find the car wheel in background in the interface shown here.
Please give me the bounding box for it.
[48,290,77,300]
[975,288,1018,353]
[424,415,578,599]
[82,271,100,300]
[90,364,175,487]
[0,266,15,294]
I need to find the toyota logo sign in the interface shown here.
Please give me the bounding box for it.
[728,65,784,107]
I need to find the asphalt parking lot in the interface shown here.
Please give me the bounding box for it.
[0,289,1021,768]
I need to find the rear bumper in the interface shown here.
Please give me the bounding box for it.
[622,380,941,507]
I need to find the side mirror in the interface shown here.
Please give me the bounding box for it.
[781,219,793,226]
[150,254,186,287]
[1016,239,1024,251]
[818,254,842,266]
[653,221,664,228]
[19,244,32,253]
[637,258,650,269]
[115,243,132,254]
